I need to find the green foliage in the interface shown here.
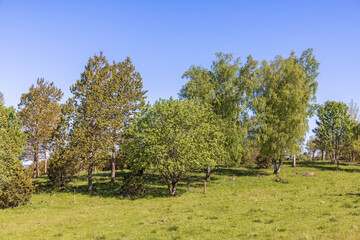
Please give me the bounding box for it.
[18,78,63,178]
[68,52,146,192]
[314,101,354,164]
[120,174,145,197]
[48,148,79,188]
[0,102,31,209]
[255,155,272,169]
[0,162,33,209]
[179,53,257,165]
[253,49,319,170]
[126,98,224,195]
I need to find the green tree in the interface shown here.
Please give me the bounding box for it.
[18,78,63,178]
[0,92,4,105]
[179,53,257,180]
[68,53,111,193]
[105,57,147,182]
[0,103,32,208]
[313,101,353,164]
[306,136,317,161]
[126,99,224,195]
[253,49,319,172]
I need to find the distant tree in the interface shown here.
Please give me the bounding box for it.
[306,136,317,161]
[126,99,224,196]
[347,100,360,161]
[18,78,63,178]
[104,57,147,182]
[253,49,319,173]
[179,53,257,180]
[313,101,353,164]
[0,92,4,105]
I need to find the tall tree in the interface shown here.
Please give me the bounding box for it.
[18,78,63,178]
[253,49,319,173]
[105,57,146,182]
[69,53,110,193]
[69,52,146,192]
[313,101,353,164]
[179,53,257,180]
[126,99,224,195]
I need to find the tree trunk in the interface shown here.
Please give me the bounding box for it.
[321,150,324,161]
[111,145,116,182]
[312,151,315,161]
[33,148,39,178]
[273,160,282,174]
[87,166,93,193]
[331,151,337,164]
[33,157,37,179]
[168,181,178,196]
[292,153,296,167]
[206,167,211,182]
[44,149,47,175]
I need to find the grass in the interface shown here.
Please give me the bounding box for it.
[1,161,360,239]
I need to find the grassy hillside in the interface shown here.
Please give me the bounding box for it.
[1,161,359,240]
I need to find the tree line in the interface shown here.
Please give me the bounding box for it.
[1,48,359,207]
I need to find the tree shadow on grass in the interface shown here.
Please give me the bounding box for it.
[32,170,197,199]
[213,165,270,177]
[295,161,360,173]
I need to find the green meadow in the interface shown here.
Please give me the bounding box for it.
[1,161,359,240]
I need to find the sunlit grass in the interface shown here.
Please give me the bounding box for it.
[1,161,359,239]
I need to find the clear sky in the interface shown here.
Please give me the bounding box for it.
[0,0,359,136]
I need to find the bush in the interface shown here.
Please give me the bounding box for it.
[120,175,145,197]
[255,155,272,169]
[48,149,78,188]
[0,163,33,209]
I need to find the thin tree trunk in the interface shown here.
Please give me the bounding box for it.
[273,160,282,174]
[111,145,116,182]
[33,147,40,178]
[87,166,93,193]
[33,154,37,179]
[168,181,178,196]
[312,151,315,161]
[332,151,336,164]
[44,148,47,175]
[292,153,296,167]
[321,150,324,161]
[206,167,211,182]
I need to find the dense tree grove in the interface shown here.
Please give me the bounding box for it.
[3,48,360,205]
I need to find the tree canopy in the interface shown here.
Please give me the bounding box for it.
[126,98,224,195]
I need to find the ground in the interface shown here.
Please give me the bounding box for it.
[1,161,359,240]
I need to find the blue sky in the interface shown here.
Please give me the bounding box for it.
[0,0,359,136]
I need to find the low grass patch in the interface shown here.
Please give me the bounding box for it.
[1,161,359,239]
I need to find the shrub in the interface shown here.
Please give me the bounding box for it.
[120,175,145,197]
[0,163,33,209]
[48,149,78,188]
[255,155,272,169]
